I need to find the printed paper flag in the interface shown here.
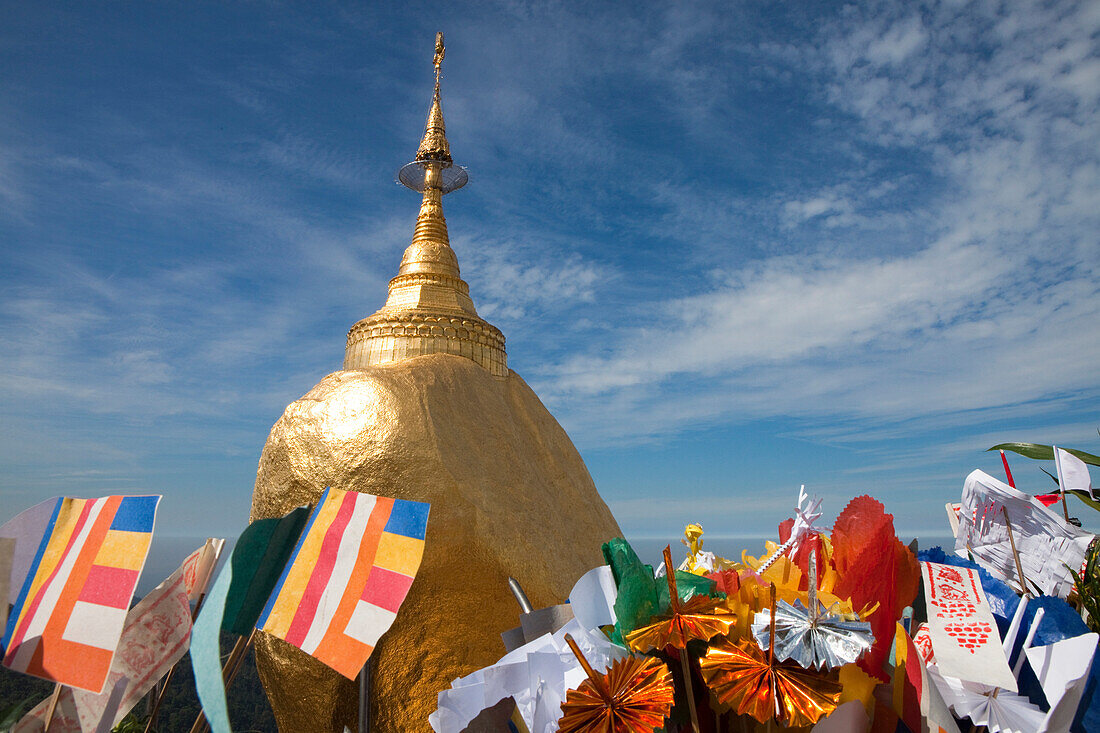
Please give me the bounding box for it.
[920,561,1016,692]
[192,505,311,733]
[257,487,430,679]
[2,495,160,693]
[14,538,224,733]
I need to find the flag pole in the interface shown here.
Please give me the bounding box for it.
[42,683,62,732]
[358,658,371,733]
[663,545,701,733]
[999,450,1016,488]
[1002,508,1031,597]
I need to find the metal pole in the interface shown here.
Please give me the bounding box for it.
[358,658,370,733]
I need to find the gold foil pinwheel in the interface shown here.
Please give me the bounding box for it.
[624,546,736,733]
[558,634,675,733]
[699,585,842,727]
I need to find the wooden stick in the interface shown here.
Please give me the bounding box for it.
[1002,508,1031,597]
[563,633,598,681]
[663,546,700,733]
[43,683,62,732]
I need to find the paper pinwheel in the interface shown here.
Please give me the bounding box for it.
[751,542,874,670]
[557,634,675,733]
[930,669,1045,733]
[700,585,841,727]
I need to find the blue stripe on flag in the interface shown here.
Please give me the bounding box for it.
[109,495,160,532]
[2,497,62,649]
[382,499,429,540]
[255,488,330,629]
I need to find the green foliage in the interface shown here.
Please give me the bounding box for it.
[989,442,1100,467]
[0,631,277,732]
[112,712,154,733]
[1068,539,1100,634]
[1,696,37,733]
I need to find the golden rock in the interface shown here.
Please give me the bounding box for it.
[250,33,622,732]
[252,356,622,731]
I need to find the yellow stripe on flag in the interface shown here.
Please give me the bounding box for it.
[892,621,907,716]
[262,495,342,638]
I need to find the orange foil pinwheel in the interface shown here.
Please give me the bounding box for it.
[557,634,676,733]
[624,546,735,733]
[699,585,841,727]
[623,547,736,652]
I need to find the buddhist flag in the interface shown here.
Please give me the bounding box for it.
[257,487,429,679]
[13,538,224,733]
[2,495,160,693]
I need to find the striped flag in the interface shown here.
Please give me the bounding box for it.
[256,487,429,679]
[2,495,160,693]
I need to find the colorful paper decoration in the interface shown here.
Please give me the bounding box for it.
[256,487,429,679]
[921,561,1016,692]
[698,636,841,727]
[956,469,1094,598]
[2,495,160,693]
[14,539,223,733]
[557,634,674,733]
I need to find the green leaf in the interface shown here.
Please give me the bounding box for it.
[988,442,1100,467]
[1068,489,1100,514]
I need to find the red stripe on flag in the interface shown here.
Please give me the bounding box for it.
[360,566,415,613]
[78,565,140,608]
[283,492,358,647]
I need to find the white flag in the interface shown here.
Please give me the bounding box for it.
[15,538,224,733]
[1053,446,1094,499]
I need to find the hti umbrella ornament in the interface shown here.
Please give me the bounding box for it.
[751,542,874,670]
[700,585,842,727]
[557,634,676,733]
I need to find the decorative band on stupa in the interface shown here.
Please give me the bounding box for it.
[344,32,507,377]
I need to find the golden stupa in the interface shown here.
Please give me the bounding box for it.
[250,33,622,732]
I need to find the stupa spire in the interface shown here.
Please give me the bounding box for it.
[344,32,507,377]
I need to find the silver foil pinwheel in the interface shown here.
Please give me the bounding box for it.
[751,542,874,670]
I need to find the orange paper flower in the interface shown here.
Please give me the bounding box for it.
[699,637,842,727]
[558,636,675,733]
[624,593,736,652]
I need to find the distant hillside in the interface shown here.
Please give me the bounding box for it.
[0,632,276,733]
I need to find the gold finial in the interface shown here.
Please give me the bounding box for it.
[415,31,452,166]
[433,31,445,74]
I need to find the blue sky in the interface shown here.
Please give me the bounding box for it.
[2,1,1099,549]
